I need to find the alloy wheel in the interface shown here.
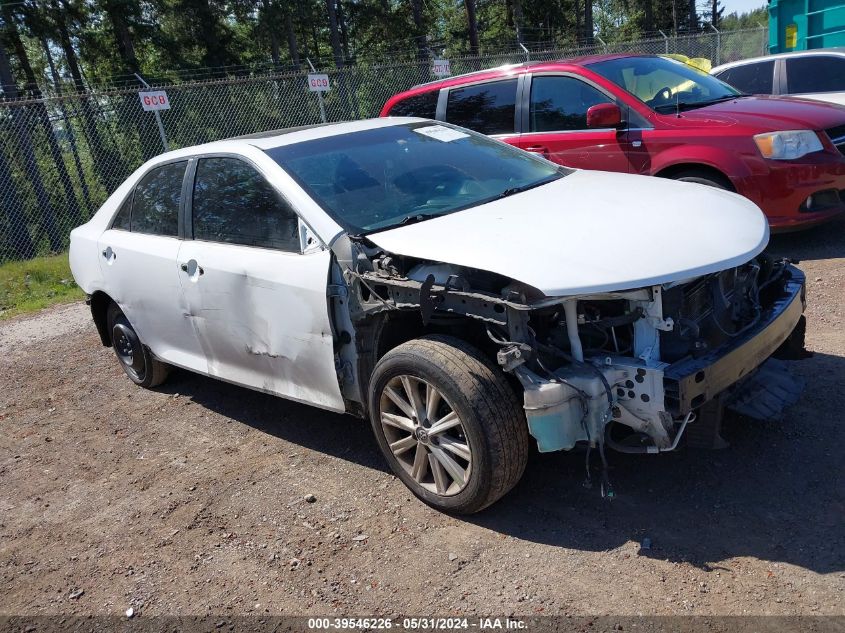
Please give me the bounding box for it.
[379,375,472,496]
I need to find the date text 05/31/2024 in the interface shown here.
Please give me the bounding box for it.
[307,618,528,630]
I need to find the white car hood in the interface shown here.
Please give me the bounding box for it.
[367,170,769,296]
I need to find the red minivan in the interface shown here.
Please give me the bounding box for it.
[381,54,845,230]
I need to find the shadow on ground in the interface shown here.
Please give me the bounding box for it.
[767,213,845,262]
[160,347,845,576]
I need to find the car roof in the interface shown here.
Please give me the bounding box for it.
[711,48,845,73]
[409,53,651,90]
[146,117,428,162]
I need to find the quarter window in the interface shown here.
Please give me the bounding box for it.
[529,76,611,132]
[130,161,186,236]
[785,56,845,94]
[388,91,439,118]
[445,79,517,135]
[192,157,301,252]
[111,193,132,231]
[715,61,775,95]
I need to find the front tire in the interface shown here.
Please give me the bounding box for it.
[368,335,528,514]
[106,303,169,388]
[670,169,731,190]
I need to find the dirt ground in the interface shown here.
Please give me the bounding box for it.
[1,218,843,619]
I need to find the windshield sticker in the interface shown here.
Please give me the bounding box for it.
[413,125,469,142]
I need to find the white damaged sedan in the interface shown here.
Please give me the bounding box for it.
[70,118,808,513]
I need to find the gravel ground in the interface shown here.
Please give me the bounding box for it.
[0,218,843,618]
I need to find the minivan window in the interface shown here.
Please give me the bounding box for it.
[786,56,845,94]
[192,157,300,252]
[131,161,186,236]
[590,56,740,112]
[530,76,611,131]
[445,79,518,135]
[715,60,775,94]
[388,91,439,119]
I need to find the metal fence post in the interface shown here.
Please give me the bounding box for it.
[518,42,530,62]
[709,24,721,66]
[134,73,169,152]
[659,30,669,54]
[306,58,328,124]
[595,35,607,52]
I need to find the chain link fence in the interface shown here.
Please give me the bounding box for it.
[0,27,769,263]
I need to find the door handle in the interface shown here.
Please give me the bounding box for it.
[525,145,550,157]
[180,261,204,275]
[101,247,115,261]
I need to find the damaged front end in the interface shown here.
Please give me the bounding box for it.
[330,236,807,458]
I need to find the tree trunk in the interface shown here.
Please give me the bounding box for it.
[688,0,698,30]
[325,0,344,68]
[0,141,35,259]
[0,39,61,254]
[512,0,524,45]
[711,0,721,28]
[285,9,300,68]
[411,0,427,61]
[43,37,93,213]
[337,0,350,62]
[584,0,594,44]
[104,0,139,74]
[465,0,479,54]
[53,4,125,192]
[643,0,654,33]
[3,11,82,223]
[262,0,281,66]
[574,0,582,45]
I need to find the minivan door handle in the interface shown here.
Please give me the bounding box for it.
[524,145,550,157]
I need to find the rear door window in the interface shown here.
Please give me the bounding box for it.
[387,91,439,118]
[130,161,186,236]
[191,157,301,252]
[715,61,775,94]
[445,79,518,135]
[529,75,612,131]
[785,56,845,94]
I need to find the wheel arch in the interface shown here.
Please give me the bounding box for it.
[654,162,737,191]
[355,311,504,417]
[89,290,116,347]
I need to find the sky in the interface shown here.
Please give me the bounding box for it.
[721,0,768,17]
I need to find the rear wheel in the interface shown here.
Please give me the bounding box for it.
[368,335,528,514]
[106,303,169,388]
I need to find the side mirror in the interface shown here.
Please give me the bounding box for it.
[586,103,622,129]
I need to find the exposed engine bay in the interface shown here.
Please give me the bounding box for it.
[329,235,807,471]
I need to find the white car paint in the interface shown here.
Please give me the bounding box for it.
[70,138,353,411]
[368,169,769,297]
[69,117,767,418]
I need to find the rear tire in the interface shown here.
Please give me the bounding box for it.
[669,169,731,190]
[368,335,528,514]
[106,303,169,388]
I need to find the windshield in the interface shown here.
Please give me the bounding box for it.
[265,122,564,234]
[588,56,742,113]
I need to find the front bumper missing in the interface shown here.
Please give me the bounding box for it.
[663,266,806,415]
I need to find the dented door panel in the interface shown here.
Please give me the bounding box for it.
[175,240,345,411]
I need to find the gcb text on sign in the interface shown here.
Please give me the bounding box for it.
[308,74,330,92]
[139,91,171,111]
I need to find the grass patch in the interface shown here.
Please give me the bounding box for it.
[0,253,84,320]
